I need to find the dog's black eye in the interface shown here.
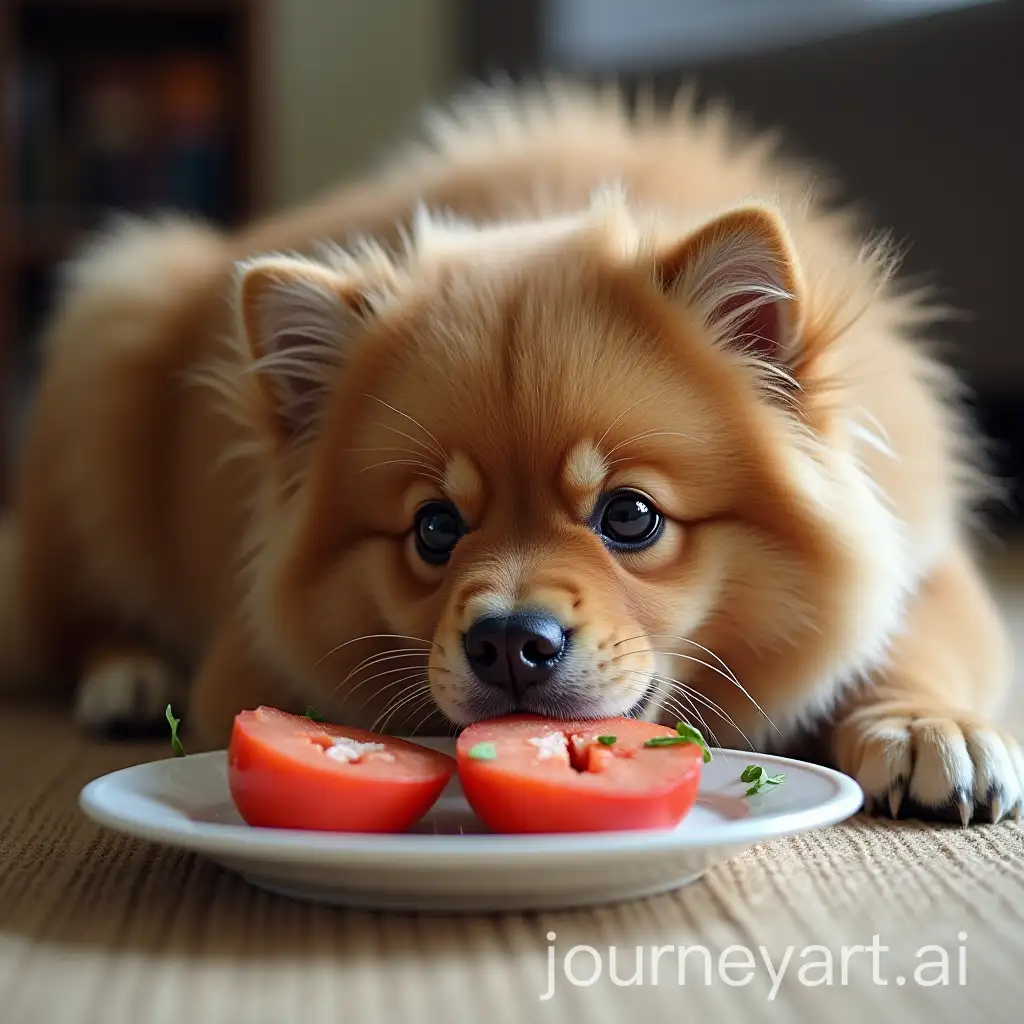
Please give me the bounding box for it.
[596,490,663,550]
[414,501,465,565]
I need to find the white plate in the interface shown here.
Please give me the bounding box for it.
[79,741,863,912]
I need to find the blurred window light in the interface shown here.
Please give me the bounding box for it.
[545,0,1001,70]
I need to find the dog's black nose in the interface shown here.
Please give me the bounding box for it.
[464,612,567,694]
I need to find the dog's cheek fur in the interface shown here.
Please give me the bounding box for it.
[252,524,450,728]
[651,442,912,747]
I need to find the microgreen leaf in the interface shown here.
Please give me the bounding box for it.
[674,721,712,763]
[467,741,497,761]
[643,730,712,761]
[304,706,326,723]
[165,704,185,757]
[741,764,786,796]
[596,735,617,746]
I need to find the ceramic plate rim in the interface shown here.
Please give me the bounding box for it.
[79,746,864,864]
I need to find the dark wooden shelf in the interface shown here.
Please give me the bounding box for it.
[0,0,266,500]
[21,0,246,12]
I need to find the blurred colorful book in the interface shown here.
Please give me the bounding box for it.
[16,53,235,227]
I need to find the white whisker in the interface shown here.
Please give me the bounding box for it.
[650,652,779,734]
[334,664,430,707]
[616,666,759,750]
[639,652,778,735]
[605,429,703,457]
[313,633,435,670]
[358,459,446,483]
[617,633,744,691]
[337,648,431,685]
[657,675,754,749]
[658,635,743,689]
[375,685,434,734]
[596,385,676,449]
[332,654,432,705]
[361,394,448,460]
[347,446,443,462]
[620,676,711,740]
[370,677,429,713]
[610,632,776,734]
[659,688,720,748]
[409,700,443,736]
[671,683,753,748]
[346,670,431,717]
[374,422,441,458]
[371,679,431,728]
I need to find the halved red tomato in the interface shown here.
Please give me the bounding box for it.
[456,715,704,833]
[228,707,456,832]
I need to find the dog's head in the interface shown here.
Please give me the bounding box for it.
[230,191,908,743]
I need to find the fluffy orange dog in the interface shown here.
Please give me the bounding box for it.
[1,85,1019,823]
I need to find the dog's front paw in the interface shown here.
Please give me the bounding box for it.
[74,652,182,738]
[834,707,1024,825]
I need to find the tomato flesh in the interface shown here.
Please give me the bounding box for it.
[228,707,456,832]
[456,715,704,833]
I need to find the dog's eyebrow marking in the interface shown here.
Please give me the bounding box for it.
[563,442,609,520]
[444,452,485,525]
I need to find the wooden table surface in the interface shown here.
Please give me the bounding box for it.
[2,700,1023,1023]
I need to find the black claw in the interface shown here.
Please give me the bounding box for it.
[898,790,975,826]
[865,795,891,819]
[979,785,1011,825]
[957,791,973,828]
[888,778,908,819]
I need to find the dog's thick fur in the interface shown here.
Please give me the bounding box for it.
[2,84,1019,822]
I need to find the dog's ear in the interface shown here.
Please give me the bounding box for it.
[236,256,370,443]
[656,206,805,373]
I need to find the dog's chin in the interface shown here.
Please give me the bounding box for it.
[443,676,657,725]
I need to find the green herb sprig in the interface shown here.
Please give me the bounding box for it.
[643,722,713,763]
[740,764,786,796]
[304,706,326,722]
[165,704,186,757]
[596,735,617,746]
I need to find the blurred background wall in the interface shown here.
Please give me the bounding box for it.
[270,0,453,206]
[1,0,1021,517]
